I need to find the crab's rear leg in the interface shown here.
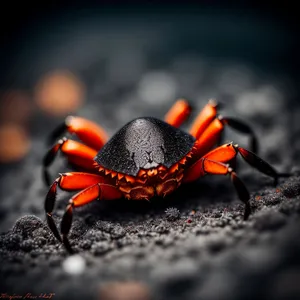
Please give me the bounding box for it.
[219,116,258,154]
[164,99,192,128]
[189,99,219,139]
[48,116,108,151]
[191,116,258,165]
[60,183,122,253]
[184,143,279,219]
[189,100,258,153]
[43,139,98,185]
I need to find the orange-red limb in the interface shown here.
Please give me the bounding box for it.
[186,143,278,184]
[164,99,192,128]
[49,116,108,151]
[183,143,280,219]
[189,100,259,154]
[45,172,108,243]
[189,99,218,139]
[44,139,97,168]
[183,157,251,219]
[60,183,123,253]
[61,140,98,169]
[66,116,108,150]
[183,156,231,183]
[43,138,98,185]
[202,142,237,163]
[45,173,122,252]
[45,173,106,226]
[183,142,239,181]
[58,172,107,190]
[202,142,239,173]
[70,183,123,207]
[192,118,225,159]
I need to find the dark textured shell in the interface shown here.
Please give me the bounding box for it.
[94,117,195,176]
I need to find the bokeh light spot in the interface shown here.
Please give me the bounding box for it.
[99,281,150,300]
[34,70,85,116]
[0,124,31,163]
[0,90,33,125]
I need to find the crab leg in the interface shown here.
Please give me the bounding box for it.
[207,160,251,220]
[189,100,258,153]
[43,138,98,185]
[45,172,107,243]
[189,99,218,139]
[184,143,279,219]
[186,143,278,184]
[219,116,258,153]
[60,183,122,253]
[192,115,258,160]
[164,99,192,128]
[184,158,251,219]
[48,116,108,151]
[193,118,225,158]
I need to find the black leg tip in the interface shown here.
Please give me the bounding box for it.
[47,122,68,146]
[251,136,259,154]
[62,235,75,254]
[43,169,52,186]
[46,214,62,243]
[243,202,251,220]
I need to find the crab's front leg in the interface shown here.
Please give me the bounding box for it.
[62,183,122,253]
[45,172,108,242]
[45,172,123,253]
[184,143,279,219]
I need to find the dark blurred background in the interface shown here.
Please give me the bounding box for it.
[1,1,299,161]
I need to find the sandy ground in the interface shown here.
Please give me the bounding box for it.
[0,9,299,300]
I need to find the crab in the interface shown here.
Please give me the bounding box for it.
[43,99,279,253]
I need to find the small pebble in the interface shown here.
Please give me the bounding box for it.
[165,207,180,221]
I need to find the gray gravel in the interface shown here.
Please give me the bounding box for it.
[0,9,299,300]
